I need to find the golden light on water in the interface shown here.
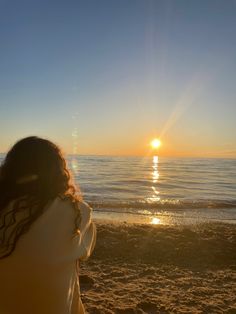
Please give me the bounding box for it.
[152,155,159,184]
[153,155,158,163]
[151,139,161,149]
[146,155,160,203]
[151,217,161,225]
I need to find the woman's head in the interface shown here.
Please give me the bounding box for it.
[0,136,81,258]
[0,136,75,201]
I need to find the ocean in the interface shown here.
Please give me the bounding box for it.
[68,155,236,225]
[1,154,236,224]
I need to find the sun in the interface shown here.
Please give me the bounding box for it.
[151,138,161,149]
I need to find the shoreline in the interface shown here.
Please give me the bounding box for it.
[93,210,236,226]
[80,221,236,313]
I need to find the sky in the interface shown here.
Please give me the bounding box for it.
[0,0,236,157]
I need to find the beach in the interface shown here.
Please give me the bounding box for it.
[80,221,236,314]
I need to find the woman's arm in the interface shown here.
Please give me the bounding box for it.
[72,201,96,261]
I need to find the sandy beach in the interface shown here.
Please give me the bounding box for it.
[80,221,236,314]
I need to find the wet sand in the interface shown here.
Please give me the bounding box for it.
[80,222,236,313]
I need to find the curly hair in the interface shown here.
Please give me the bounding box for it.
[0,136,82,259]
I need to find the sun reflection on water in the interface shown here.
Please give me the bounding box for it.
[151,217,161,225]
[146,155,161,202]
[153,155,158,164]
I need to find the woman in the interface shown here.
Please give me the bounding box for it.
[0,136,96,314]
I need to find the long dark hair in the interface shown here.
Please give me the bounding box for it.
[0,136,81,259]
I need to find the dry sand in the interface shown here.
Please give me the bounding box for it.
[80,222,236,314]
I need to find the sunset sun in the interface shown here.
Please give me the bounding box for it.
[151,139,161,149]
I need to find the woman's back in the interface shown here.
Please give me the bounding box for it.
[0,195,96,314]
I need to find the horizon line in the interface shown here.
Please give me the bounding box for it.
[1,152,235,160]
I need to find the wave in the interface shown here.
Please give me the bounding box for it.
[88,199,236,211]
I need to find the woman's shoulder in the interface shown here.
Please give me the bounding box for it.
[52,196,92,224]
[53,196,92,212]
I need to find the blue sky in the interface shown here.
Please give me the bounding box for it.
[0,0,236,156]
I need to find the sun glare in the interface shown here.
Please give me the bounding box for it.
[151,217,161,225]
[151,139,161,149]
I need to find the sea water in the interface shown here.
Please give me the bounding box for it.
[1,154,236,224]
[68,155,236,224]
